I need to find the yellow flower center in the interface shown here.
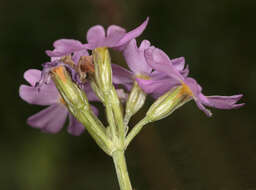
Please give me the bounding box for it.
[174,82,194,102]
[52,66,67,82]
[135,74,151,80]
[180,82,193,97]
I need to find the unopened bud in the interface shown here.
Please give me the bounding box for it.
[125,82,146,124]
[90,79,104,102]
[92,47,112,92]
[51,66,90,114]
[146,85,192,122]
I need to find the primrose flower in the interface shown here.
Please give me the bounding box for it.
[112,39,188,92]
[19,69,98,135]
[40,39,92,90]
[86,17,149,50]
[137,47,244,116]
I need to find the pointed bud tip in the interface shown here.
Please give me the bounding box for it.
[51,66,67,82]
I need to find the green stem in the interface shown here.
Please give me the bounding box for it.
[104,91,117,139]
[112,150,133,190]
[125,118,149,149]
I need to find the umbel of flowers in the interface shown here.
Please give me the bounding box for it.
[19,17,244,190]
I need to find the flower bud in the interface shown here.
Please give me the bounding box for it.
[51,66,90,114]
[125,82,146,124]
[146,85,192,122]
[92,47,112,92]
[90,79,104,102]
[51,66,113,155]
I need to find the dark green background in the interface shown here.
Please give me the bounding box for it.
[1,0,255,189]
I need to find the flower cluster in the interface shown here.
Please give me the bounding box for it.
[19,17,244,136]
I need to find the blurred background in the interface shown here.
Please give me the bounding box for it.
[1,0,256,189]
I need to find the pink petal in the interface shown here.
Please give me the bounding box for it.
[136,78,179,95]
[24,69,41,86]
[193,98,213,117]
[116,17,149,47]
[172,57,185,71]
[19,84,58,105]
[27,104,68,133]
[201,94,245,110]
[67,105,98,136]
[86,25,106,48]
[67,114,85,136]
[139,40,151,51]
[150,70,169,80]
[123,39,152,74]
[46,39,85,57]
[145,47,183,81]
[112,64,133,85]
[106,25,126,45]
[83,83,100,102]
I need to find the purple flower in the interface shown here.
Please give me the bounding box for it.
[40,39,91,90]
[19,69,98,135]
[137,47,244,116]
[86,17,149,50]
[112,39,188,93]
[45,17,149,58]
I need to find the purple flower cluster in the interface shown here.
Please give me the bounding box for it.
[19,17,244,135]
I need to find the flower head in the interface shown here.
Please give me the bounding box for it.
[137,47,244,116]
[19,69,98,135]
[112,39,187,93]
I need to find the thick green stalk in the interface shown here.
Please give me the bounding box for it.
[112,150,133,190]
[104,90,118,140]
[109,86,126,142]
[93,47,125,142]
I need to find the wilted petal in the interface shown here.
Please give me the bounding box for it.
[27,104,68,133]
[46,39,86,57]
[123,39,152,74]
[72,49,89,64]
